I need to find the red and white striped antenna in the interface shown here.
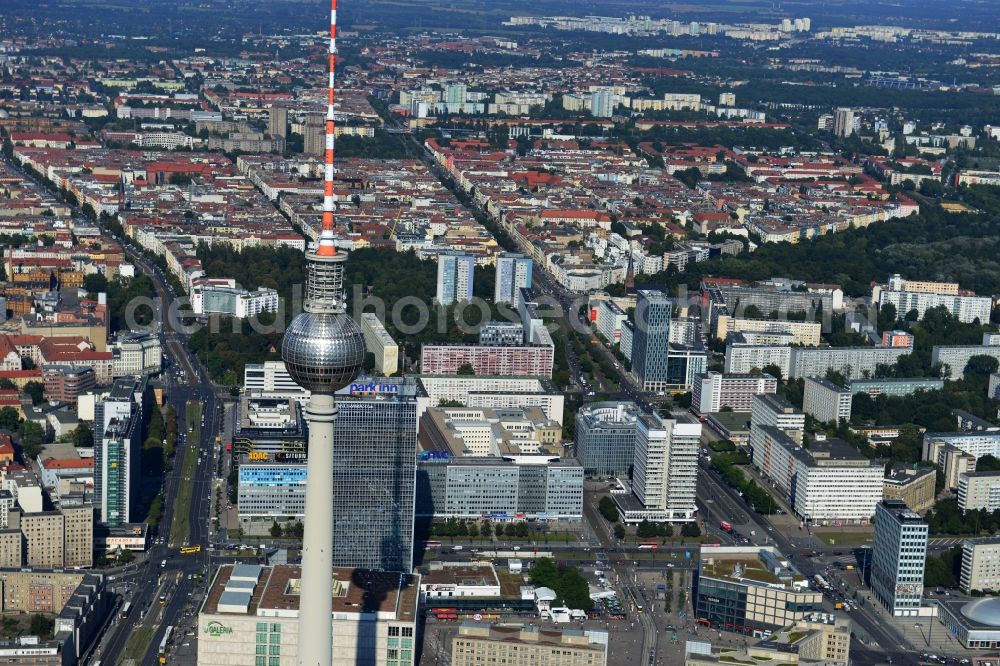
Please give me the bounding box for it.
[315,0,338,257]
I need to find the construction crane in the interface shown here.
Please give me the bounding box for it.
[388,207,404,238]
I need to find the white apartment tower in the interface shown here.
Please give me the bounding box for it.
[632,412,700,522]
[960,537,1000,593]
[833,108,855,138]
[749,393,805,457]
[436,252,475,305]
[494,253,533,307]
[691,372,778,414]
[802,377,852,424]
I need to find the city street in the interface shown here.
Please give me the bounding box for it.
[87,243,227,665]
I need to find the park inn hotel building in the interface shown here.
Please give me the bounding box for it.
[198,564,419,666]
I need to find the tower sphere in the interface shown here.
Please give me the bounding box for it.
[281,310,365,393]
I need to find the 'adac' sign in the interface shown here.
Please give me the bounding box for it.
[204,621,234,637]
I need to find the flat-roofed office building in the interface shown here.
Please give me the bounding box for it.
[452,623,607,666]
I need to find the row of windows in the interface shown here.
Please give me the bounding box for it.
[456,645,591,656]
[255,645,281,656]
[387,649,413,660]
[387,626,413,637]
[254,658,280,666]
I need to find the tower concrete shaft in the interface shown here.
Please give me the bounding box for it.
[297,393,337,666]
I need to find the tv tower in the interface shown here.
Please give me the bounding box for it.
[280,0,365,663]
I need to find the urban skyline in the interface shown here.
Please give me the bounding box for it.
[0,0,997,664]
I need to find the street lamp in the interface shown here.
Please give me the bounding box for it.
[914,621,932,648]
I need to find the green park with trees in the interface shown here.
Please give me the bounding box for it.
[649,189,1000,299]
[189,244,507,383]
[529,558,592,611]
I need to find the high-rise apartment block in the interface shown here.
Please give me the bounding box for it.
[749,393,805,455]
[436,252,475,305]
[420,343,553,377]
[268,106,288,138]
[303,116,325,155]
[933,340,1000,379]
[726,341,913,379]
[724,342,793,377]
[847,377,944,398]
[595,299,628,345]
[712,316,821,346]
[802,377,852,424]
[924,431,1000,488]
[703,280,841,324]
[610,411,699,523]
[3,504,93,568]
[751,428,884,524]
[590,89,617,118]
[833,108,855,137]
[94,375,149,526]
[958,471,1000,512]
[494,253,532,307]
[359,313,399,376]
[790,345,912,380]
[875,274,991,324]
[691,372,777,414]
[960,536,1000,593]
[871,499,928,617]
[445,83,468,105]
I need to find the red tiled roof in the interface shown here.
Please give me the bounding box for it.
[10,132,72,142]
[40,457,93,470]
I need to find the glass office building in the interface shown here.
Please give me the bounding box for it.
[632,289,673,391]
[415,456,583,521]
[238,464,307,522]
[331,378,419,573]
[574,402,641,477]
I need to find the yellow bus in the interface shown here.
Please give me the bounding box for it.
[179,545,201,555]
